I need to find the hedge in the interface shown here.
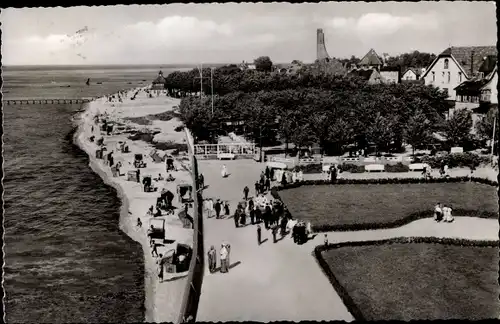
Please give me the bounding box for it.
[313,236,500,322]
[418,152,491,169]
[270,176,498,232]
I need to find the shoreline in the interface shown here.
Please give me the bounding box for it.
[73,87,193,323]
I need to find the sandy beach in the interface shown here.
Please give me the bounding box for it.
[74,87,194,323]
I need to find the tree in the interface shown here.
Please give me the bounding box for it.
[445,109,473,147]
[366,114,396,154]
[403,109,432,155]
[475,108,498,144]
[254,56,273,72]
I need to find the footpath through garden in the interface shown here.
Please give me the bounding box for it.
[196,159,498,322]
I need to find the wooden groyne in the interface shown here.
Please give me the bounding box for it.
[3,98,94,105]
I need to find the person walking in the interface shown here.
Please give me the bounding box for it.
[243,186,250,200]
[220,244,229,273]
[257,224,262,245]
[214,199,222,219]
[272,224,278,243]
[250,206,255,225]
[240,205,247,226]
[137,217,142,228]
[157,254,165,283]
[221,164,228,178]
[198,173,205,189]
[224,201,230,216]
[280,216,287,236]
[265,178,271,192]
[151,243,159,257]
[207,246,217,273]
[206,198,214,218]
[270,168,275,181]
[264,204,272,230]
[255,206,262,224]
[255,181,260,196]
[265,166,270,180]
[234,208,240,228]
[434,202,443,222]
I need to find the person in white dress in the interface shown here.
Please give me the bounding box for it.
[221,164,228,178]
[206,198,214,218]
[443,205,454,222]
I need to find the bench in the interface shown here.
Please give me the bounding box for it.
[409,163,429,171]
[218,153,235,160]
[365,164,385,172]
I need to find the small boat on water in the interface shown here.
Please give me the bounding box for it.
[86,78,90,86]
[60,85,71,88]
[97,82,102,84]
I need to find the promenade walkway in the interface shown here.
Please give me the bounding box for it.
[196,159,498,322]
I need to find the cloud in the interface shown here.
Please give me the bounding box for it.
[326,12,439,36]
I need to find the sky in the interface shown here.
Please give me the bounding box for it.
[1,2,497,65]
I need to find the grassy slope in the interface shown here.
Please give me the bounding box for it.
[279,182,497,227]
[321,243,500,320]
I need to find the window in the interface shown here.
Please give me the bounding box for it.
[447,72,451,83]
[432,71,435,81]
[444,59,449,69]
[458,72,462,83]
[441,72,445,83]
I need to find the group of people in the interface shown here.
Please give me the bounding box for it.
[203,198,231,219]
[434,202,454,223]
[207,243,231,273]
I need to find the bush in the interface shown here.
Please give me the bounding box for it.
[174,125,184,132]
[339,163,365,173]
[420,152,490,169]
[297,163,322,174]
[384,162,409,173]
[152,141,188,152]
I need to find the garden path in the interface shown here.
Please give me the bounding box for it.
[196,159,498,322]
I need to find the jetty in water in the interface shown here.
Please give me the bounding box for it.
[3,98,94,105]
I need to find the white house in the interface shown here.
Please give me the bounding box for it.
[421,46,497,100]
[402,67,425,81]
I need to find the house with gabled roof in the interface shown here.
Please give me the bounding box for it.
[402,67,425,81]
[421,45,497,100]
[347,67,383,84]
[358,48,383,71]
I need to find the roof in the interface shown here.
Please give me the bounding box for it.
[152,71,166,84]
[425,46,497,79]
[403,67,423,77]
[359,49,383,66]
[478,55,497,74]
[480,65,498,90]
[348,68,375,80]
[454,79,489,92]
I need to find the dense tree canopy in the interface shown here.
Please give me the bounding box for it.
[254,56,273,72]
[170,64,451,155]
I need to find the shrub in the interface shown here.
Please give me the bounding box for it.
[384,162,409,173]
[152,141,188,152]
[297,163,322,174]
[174,125,184,132]
[420,152,490,169]
[339,163,365,173]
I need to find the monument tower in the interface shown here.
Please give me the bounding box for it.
[316,28,331,61]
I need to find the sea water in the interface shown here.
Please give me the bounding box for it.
[2,65,188,323]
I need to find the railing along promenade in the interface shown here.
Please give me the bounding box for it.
[177,128,205,323]
[3,98,93,105]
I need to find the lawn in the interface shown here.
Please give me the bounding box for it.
[278,182,497,231]
[320,242,500,320]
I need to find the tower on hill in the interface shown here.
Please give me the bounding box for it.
[317,29,331,61]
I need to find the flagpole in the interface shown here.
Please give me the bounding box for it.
[211,67,214,116]
[491,112,497,163]
[199,63,203,103]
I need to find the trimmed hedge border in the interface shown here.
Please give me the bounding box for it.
[271,177,498,233]
[313,237,500,321]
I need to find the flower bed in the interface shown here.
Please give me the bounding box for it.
[314,237,500,321]
[271,177,498,232]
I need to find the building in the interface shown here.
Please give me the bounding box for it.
[347,68,383,84]
[421,46,497,100]
[239,61,257,71]
[402,67,425,81]
[358,49,383,71]
[454,63,497,128]
[379,66,400,84]
[151,71,166,90]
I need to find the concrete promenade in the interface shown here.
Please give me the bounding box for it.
[195,159,498,322]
